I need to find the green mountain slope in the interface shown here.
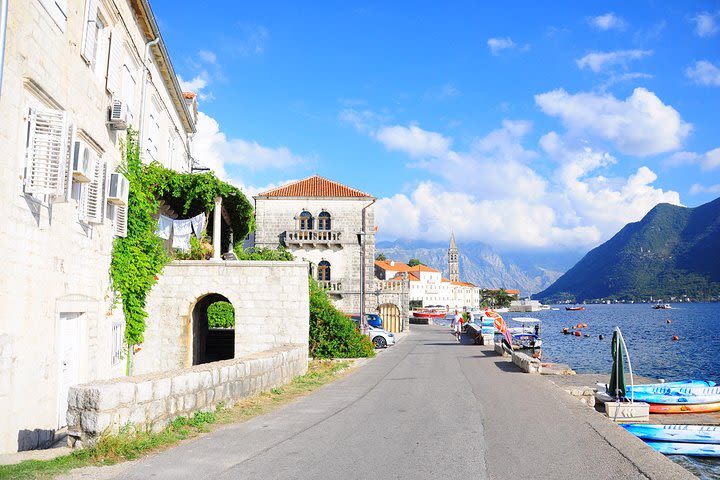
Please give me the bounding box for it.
[535,197,720,303]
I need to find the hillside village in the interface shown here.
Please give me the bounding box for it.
[0,0,519,456]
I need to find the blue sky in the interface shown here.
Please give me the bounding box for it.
[154,1,720,252]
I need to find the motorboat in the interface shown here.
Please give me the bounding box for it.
[411,306,448,319]
[653,304,672,310]
[566,306,585,311]
[508,317,542,349]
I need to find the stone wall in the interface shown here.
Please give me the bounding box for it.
[66,344,308,448]
[135,260,310,375]
[512,351,542,374]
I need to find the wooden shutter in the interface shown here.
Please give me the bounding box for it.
[81,0,99,63]
[114,204,128,237]
[59,121,75,202]
[84,156,105,224]
[106,26,123,95]
[25,107,69,196]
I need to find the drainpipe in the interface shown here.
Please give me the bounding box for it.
[138,36,161,156]
[0,0,8,98]
[359,199,376,333]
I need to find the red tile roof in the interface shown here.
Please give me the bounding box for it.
[408,264,440,273]
[182,92,197,99]
[374,260,411,272]
[257,175,373,198]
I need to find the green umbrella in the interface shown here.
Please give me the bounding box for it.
[609,327,626,399]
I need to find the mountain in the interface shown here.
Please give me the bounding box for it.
[535,197,720,303]
[376,240,581,296]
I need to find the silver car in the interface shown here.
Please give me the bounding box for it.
[368,325,395,348]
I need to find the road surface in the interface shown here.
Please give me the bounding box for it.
[64,325,695,480]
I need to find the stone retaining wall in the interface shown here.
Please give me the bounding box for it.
[512,351,542,374]
[66,344,308,448]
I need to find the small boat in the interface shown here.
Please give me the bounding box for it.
[653,304,672,309]
[511,333,541,349]
[626,380,716,392]
[566,306,585,311]
[622,424,720,444]
[649,402,720,414]
[411,307,448,319]
[645,441,720,457]
[508,317,541,349]
[630,387,720,405]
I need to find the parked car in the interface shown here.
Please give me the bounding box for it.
[350,313,383,328]
[350,316,395,348]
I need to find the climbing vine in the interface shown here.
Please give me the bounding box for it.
[110,130,254,347]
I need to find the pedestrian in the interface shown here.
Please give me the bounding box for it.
[451,310,463,342]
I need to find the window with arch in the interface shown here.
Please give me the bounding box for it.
[318,211,331,230]
[318,260,331,281]
[299,211,313,230]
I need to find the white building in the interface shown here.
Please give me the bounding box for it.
[0,0,194,453]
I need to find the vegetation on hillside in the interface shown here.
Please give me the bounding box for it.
[536,199,720,303]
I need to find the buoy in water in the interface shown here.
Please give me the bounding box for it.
[672,335,679,341]
[599,334,604,340]
[582,323,588,328]
[666,319,671,324]
[562,328,569,334]
[584,334,590,337]
[574,331,581,337]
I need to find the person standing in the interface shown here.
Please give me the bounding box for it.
[451,310,463,342]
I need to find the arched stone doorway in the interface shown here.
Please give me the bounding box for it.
[378,303,401,333]
[191,293,235,365]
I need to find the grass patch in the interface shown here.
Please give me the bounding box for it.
[0,360,351,480]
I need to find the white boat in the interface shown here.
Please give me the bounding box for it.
[508,317,542,349]
[653,303,672,310]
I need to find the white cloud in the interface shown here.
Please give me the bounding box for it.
[338,108,386,133]
[178,72,208,92]
[487,37,528,55]
[374,124,452,158]
[686,60,720,86]
[535,87,691,156]
[191,112,310,180]
[690,11,720,37]
[690,183,720,195]
[576,49,652,73]
[198,50,217,64]
[665,147,720,171]
[588,13,627,31]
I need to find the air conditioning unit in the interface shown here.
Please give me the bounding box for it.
[71,140,95,183]
[107,172,129,205]
[107,100,128,130]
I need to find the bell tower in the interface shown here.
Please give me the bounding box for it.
[448,233,459,282]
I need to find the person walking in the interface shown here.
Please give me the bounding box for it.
[451,310,463,342]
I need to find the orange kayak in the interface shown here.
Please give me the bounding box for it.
[649,402,720,414]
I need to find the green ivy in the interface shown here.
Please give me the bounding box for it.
[109,130,254,348]
[233,246,294,261]
[207,301,235,328]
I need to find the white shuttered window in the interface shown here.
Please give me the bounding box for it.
[84,157,106,224]
[113,204,128,237]
[81,0,100,64]
[106,27,123,95]
[25,107,72,197]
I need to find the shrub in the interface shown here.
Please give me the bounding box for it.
[233,245,294,261]
[207,301,235,328]
[308,278,375,358]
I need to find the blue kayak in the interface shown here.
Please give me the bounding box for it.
[645,441,720,457]
[623,424,720,444]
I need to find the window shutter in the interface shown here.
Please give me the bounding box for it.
[106,27,123,95]
[81,0,99,63]
[84,156,105,224]
[59,121,75,202]
[114,204,128,237]
[25,107,69,197]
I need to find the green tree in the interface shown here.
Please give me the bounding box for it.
[408,258,424,267]
[207,301,235,328]
[375,253,387,261]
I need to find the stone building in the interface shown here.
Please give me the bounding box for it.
[0,0,194,453]
[254,176,377,315]
[448,233,459,282]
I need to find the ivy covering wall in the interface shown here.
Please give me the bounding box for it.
[110,130,254,347]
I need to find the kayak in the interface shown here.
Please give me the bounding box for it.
[645,441,720,457]
[622,424,720,444]
[627,380,716,392]
[629,388,720,405]
[649,402,720,414]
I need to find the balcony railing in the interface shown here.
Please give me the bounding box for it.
[317,280,343,292]
[284,229,342,246]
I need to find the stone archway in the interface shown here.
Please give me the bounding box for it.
[191,293,235,365]
[378,303,401,333]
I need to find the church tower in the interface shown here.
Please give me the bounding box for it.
[448,233,459,282]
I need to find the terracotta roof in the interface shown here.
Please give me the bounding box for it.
[374,260,411,272]
[256,175,373,198]
[489,288,520,295]
[408,264,440,273]
[182,92,197,99]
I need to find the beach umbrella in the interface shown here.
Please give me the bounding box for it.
[609,327,626,399]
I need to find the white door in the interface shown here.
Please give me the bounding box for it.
[58,312,81,428]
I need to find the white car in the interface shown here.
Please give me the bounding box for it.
[368,325,395,348]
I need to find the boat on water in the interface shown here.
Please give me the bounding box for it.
[508,317,541,349]
[623,424,720,444]
[411,306,448,319]
[653,304,672,309]
[645,441,720,457]
[566,306,585,311]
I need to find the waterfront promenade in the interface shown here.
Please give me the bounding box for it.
[63,325,695,480]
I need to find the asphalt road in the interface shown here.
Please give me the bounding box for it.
[71,325,695,480]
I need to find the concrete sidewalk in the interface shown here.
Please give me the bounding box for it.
[60,325,695,480]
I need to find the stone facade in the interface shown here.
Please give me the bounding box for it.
[0,0,193,453]
[254,194,376,314]
[135,260,310,375]
[66,344,308,448]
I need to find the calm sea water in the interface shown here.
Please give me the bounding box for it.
[480,303,720,479]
